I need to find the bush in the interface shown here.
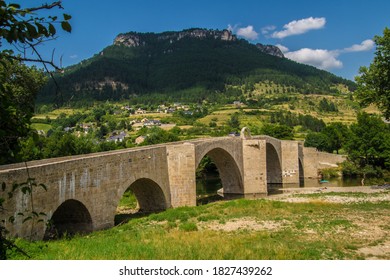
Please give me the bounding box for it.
[321,167,341,179]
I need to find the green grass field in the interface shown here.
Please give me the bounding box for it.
[30,123,52,133]
[10,191,390,260]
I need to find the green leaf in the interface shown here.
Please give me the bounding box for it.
[39,183,48,191]
[48,23,56,36]
[12,183,19,191]
[8,3,21,9]
[21,186,31,194]
[35,22,47,36]
[7,26,18,43]
[25,22,38,38]
[61,21,72,33]
[63,14,72,20]
[22,216,32,223]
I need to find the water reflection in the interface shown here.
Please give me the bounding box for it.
[196,176,224,205]
[269,177,368,194]
[198,176,369,200]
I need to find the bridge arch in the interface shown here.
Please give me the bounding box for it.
[266,142,282,185]
[45,199,93,239]
[196,147,243,195]
[299,158,304,185]
[119,178,168,213]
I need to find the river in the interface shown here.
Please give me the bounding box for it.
[196,176,371,205]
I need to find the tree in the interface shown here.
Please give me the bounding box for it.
[0,1,72,69]
[227,113,240,131]
[355,27,390,119]
[322,122,350,154]
[261,123,294,140]
[0,60,46,164]
[0,1,72,164]
[140,127,179,146]
[304,132,331,152]
[1,1,72,259]
[345,112,390,170]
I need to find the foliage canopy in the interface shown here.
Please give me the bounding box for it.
[355,27,390,119]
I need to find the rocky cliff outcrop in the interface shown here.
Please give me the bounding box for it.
[256,43,284,58]
[114,28,236,47]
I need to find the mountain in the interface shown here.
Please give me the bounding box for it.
[38,28,356,104]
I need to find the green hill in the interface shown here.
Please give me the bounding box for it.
[38,28,356,105]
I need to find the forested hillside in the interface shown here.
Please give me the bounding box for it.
[38,28,355,105]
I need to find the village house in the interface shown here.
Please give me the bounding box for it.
[135,108,146,115]
[165,107,176,114]
[107,131,127,143]
[135,135,146,145]
[143,119,161,127]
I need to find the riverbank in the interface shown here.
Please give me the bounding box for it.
[9,185,390,260]
[264,185,390,259]
[267,184,390,202]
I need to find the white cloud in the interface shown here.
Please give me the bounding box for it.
[272,17,326,39]
[344,39,375,52]
[282,39,375,70]
[236,25,259,40]
[70,54,78,59]
[261,25,276,35]
[275,44,289,53]
[284,48,342,70]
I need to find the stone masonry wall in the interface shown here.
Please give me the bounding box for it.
[241,139,267,196]
[281,141,300,185]
[166,143,196,207]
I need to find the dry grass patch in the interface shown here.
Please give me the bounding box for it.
[198,217,290,232]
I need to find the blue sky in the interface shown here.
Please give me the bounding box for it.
[14,0,390,80]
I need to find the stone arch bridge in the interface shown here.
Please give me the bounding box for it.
[0,135,344,239]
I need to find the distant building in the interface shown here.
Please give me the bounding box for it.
[108,131,127,142]
[165,108,176,113]
[233,101,244,107]
[228,132,240,137]
[135,108,146,115]
[144,120,161,127]
[135,135,146,145]
[80,123,92,133]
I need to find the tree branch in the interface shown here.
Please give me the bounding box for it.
[5,54,62,71]
[18,1,64,13]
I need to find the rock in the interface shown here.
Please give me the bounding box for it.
[255,43,284,58]
[114,28,237,47]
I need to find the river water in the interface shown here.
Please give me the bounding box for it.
[196,176,368,204]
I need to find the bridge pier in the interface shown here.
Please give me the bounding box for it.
[241,139,268,197]
[281,141,300,186]
[166,143,196,208]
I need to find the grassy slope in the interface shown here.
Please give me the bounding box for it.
[11,192,390,260]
